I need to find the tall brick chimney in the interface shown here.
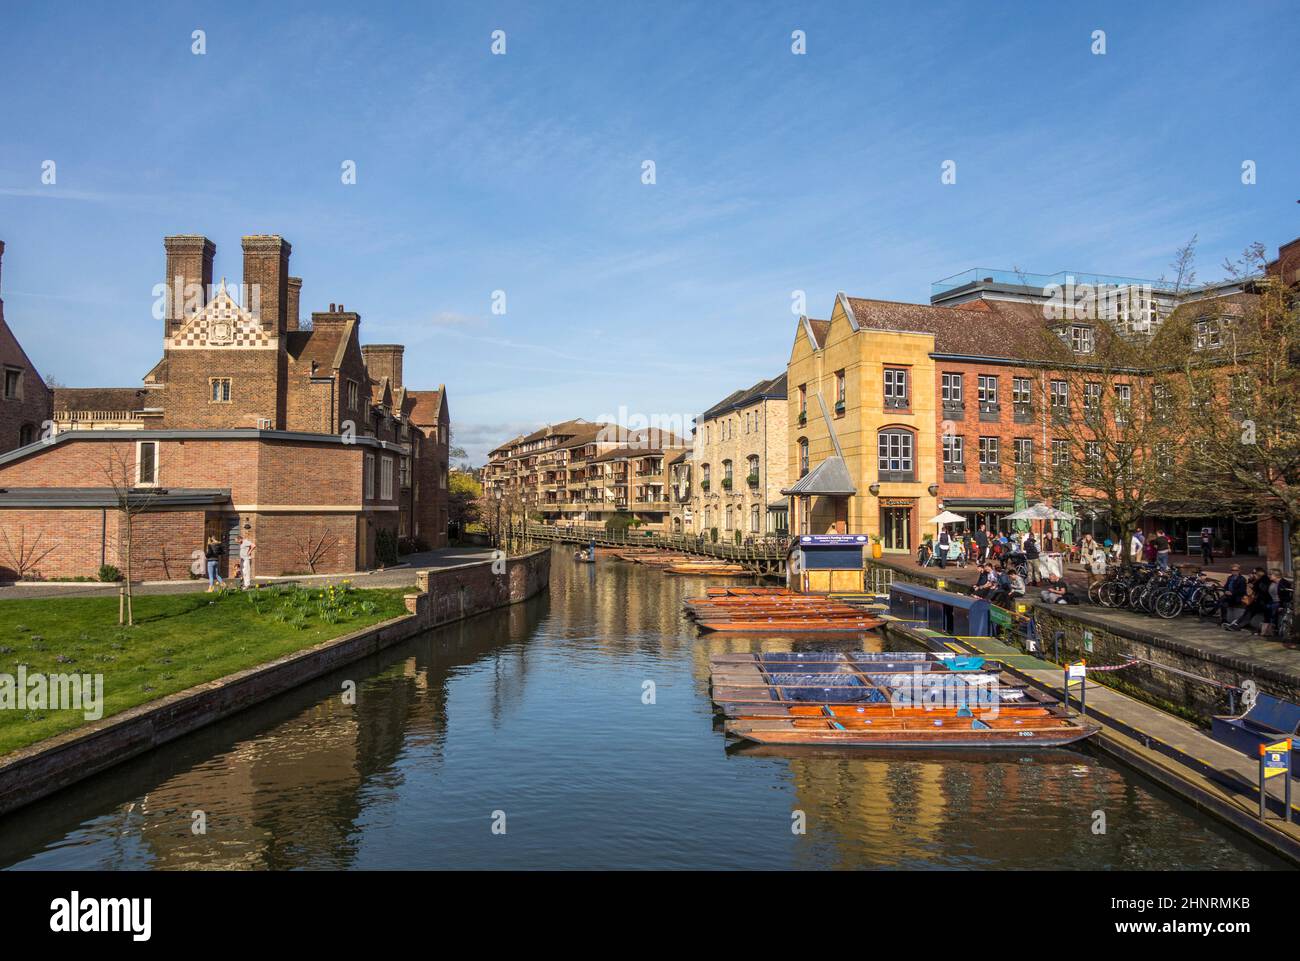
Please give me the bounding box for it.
[361,344,404,390]
[163,235,215,336]
[241,235,291,335]
[287,276,302,330]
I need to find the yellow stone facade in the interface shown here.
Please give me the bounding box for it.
[785,297,939,554]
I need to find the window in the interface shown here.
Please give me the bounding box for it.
[1051,438,1069,467]
[977,374,998,411]
[884,368,909,409]
[1152,383,1171,420]
[798,384,807,415]
[798,438,809,477]
[1086,441,1102,465]
[365,453,376,498]
[1012,377,1032,406]
[1050,380,1069,418]
[877,429,914,479]
[942,433,964,468]
[136,441,159,486]
[749,504,760,533]
[1194,318,1222,350]
[1114,383,1132,426]
[1083,382,1102,413]
[209,377,232,403]
[701,463,711,488]
[941,372,963,407]
[722,459,733,484]
[835,369,846,407]
[381,457,393,499]
[347,379,360,411]
[747,454,760,485]
[1156,443,1175,475]
[978,436,999,466]
[724,505,733,531]
[18,423,36,446]
[1014,438,1033,466]
[1070,325,1094,353]
[3,367,21,400]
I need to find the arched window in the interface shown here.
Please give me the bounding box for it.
[798,438,809,477]
[747,454,760,485]
[18,423,37,447]
[721,459,733,487]
[877,428,915,482]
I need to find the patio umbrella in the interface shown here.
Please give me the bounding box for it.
[1011,480,1030,532]
[1057,493,1075,544]
[927,510,966,526]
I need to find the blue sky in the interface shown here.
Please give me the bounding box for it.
[1,1,1296,464]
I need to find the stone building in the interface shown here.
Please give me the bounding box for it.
[0,233,448,581]
[685,374,787,541]
[0,241,54,453]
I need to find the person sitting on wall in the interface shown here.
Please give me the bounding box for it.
[972,564,995,599]
[988,564,1014,608]
[1040,573,1074,605]
[1217,564,1248,624]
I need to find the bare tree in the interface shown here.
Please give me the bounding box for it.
[103,444,158,626]
[1159,244,1300,638]
[293,530,340,573]
[0,526,57,581]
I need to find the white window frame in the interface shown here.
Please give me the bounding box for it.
[381,456,394,500]
[365,452,376,499]
[136,440,160,487]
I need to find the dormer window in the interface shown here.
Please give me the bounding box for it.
[1070,325,1094,353]
[1194,318,1222,350]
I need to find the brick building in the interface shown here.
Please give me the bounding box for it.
[0,241,54,453]
[785,241,1290,566]
[0,233,448,581]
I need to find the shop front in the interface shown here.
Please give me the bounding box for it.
[878,497,916,553]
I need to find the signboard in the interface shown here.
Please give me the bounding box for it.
[1261,740,1291,779]
[989,607,1013,629]
[799,535,869,546]
[880,498,914,508]
[1068,662,1087,679]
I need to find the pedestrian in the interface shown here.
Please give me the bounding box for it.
[1023,532,1041,585]
[936,527,951,569]
[1083,537,1107,589]
[1153,529,1171,570]
[1199,527,1214,565]
[1129,529,1145,564]
[204,535,225,592]
[975,524,990,563]
[238,525,256,590]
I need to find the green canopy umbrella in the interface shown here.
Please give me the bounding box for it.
[1011,479,1030,533]
[1057,492,1075,545]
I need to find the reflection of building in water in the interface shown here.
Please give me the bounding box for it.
[131,600,544,869]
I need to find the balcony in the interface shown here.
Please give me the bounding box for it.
[1013,402,1033,424]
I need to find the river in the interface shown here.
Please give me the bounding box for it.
[0,547,1284,869]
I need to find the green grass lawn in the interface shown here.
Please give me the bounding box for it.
[0,584,412,755]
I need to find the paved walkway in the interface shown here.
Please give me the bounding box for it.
[0,547,498,601]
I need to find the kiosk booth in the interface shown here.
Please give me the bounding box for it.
[788,534,868,593]
[888,581,992,637]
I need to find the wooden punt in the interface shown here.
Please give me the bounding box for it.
[727,702,1058,721]
[695,616,884,634]
[665,564,750,575]
[724,712,1098,748]
[708,651,987,672]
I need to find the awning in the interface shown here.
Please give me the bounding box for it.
[941,499,1014,512]
[781,456,856,497]
[0,487,232,509]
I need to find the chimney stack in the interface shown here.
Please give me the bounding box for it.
[361,344,404,391]
[287,276,302,330]
[163,235,215,336]
[241,235,291,335]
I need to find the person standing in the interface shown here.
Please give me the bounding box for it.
[936,527,951,569]
[1199,527,1214,566]
[975,524,990,564]
[1130,529,1145,564]
[238,525,256,590]
[1153,529,1171,570]
[1023,532,1041,585]
[204,535,225,592]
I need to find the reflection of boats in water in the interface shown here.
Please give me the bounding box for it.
[724,741,1095,766]
[725,710,1097,749]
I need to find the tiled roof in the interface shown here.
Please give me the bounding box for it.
[53,387,152,413]
[699,372,788,422]
[781,456,857,496]
[807,318,831,349]
[842,297,1061,361]
[406,388,445,426]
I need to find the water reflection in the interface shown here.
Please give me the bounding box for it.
[0,549,1284,870]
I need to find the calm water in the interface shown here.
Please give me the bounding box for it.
[0,548,1284,870]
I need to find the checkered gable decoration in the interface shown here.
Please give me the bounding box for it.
[169,285,274,349]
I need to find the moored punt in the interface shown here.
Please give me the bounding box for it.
[664,564,750,575]
[708,651,988,673]
[695,616,884,634]
[725,701,1058,721]
[724,712,1098,748]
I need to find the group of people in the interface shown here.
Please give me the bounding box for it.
[923,524,1056,570]
[1217,563,1295,637]
[203,526,257,592]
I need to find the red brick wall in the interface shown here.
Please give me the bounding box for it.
[161,347,283,430]
[0,291,54,454]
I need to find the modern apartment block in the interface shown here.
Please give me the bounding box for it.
[0,234,449,581]
[680,374,788,540]
[483,419,689,530]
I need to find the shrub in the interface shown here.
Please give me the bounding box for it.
[97,564,122,583]
[375,528,399,566]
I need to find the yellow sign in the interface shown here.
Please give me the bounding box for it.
[1261,739,1292,779]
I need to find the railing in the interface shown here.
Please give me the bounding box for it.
[523,522,789,568]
